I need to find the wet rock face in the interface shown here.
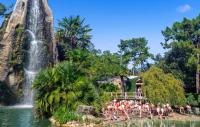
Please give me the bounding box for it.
[0,0,28,82]
[0,0,55,102]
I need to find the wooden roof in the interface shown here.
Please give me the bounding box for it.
[136,78,143,85]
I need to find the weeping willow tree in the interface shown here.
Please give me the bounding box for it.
[141,66,186,106]
[33,61,101,116]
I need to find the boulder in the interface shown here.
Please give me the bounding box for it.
[77,105,96,115]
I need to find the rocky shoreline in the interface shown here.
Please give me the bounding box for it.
[49,113,200,127]
[164,112,200,121]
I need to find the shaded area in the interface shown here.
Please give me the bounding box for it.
[0,81,16,105]
[0,107,51,127]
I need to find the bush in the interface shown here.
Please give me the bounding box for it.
[99,83,118,92]
[53,107,82,124]
[141,66,186,106]
[33,61,101,116]
[186,93,200,107]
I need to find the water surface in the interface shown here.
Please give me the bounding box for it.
[1,106,200,127]
[109,119,200,127]
[0,106,52,127]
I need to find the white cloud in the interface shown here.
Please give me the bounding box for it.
[177,4,192,13]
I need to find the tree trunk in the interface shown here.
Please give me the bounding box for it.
[196,43,200,94]
[196,54,200,94]
[120,76,125,96]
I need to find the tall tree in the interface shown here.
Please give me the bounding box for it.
[161,15,200,93]
[56,16,93,61]
[118,37,152,74]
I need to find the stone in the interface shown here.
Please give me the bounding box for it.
[192,107,200,115]
[0,0,28,81]
[82,115,96,121]
[0,0,55,87]
[8,73,15,86]
[77,105,96,115]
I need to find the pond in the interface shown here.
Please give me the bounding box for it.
[1,106,200,127]
[109,119,200,127]
[0,106,52,127]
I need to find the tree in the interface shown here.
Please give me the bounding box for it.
[161,15,200,93]
[141,66,186,106]
[56,16,93,61]
[157,41,196,92]
[118,37,153,74]
[33,61,101,116]
[87,51,128,93]
[0,3,7,16]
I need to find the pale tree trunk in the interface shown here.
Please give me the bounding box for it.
[196,54,200,94]
[196,43,200,94]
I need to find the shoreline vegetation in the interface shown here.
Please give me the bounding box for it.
[49,112,200,127]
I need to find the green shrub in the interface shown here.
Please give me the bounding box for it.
[99,83,118,92]
[53,107,82,124]
[198,95,200,105]
[33,61,101,116]
[186,93,198,106]
[141,66,186,106]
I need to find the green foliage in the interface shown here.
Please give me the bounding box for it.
[88,51,128,81]
[118,37,153,73]
[56,16,93,61]
[33,48,128,117]
[160,15,200,93]
[67,49,128,82]
[53,107,82,124]
[99,83,119,92]
[141,66,186,106]
[156,41,196,92]
[186,93,198,106]
[9,26,24,70]
[33,61,101,116]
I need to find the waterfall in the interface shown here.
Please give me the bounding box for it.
[21,0,47,105]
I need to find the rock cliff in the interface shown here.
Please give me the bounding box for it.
[0,0,55,101]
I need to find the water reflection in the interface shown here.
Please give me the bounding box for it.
[1,106,200,127]
[110,119,200,127]
[0,107,51,127]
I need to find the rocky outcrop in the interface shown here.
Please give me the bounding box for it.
[0,0,55,102]
[0,0,28,81]
[40,0,55,63]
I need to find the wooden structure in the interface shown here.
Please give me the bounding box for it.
[104,77,146,101]
[136,78,143,90]
[105,92,147,101]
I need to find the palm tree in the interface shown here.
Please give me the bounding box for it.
[33,61,100,116]
[56,16,92,61]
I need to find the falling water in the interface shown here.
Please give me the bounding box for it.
[21,0,48,105]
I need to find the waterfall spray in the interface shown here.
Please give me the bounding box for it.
[22,0,47,105]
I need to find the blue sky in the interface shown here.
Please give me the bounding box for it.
[2,0,200,55]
